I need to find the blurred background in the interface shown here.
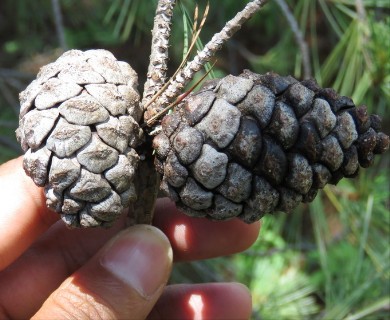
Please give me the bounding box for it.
[0,0,389,318]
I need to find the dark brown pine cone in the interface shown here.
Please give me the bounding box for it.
[16,49,144,228]
[153,70,390,223]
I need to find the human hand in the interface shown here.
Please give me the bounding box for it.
[0,157,260,319]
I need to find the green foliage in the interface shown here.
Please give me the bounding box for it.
[305,166,390,319]
[234,216,320,319]
[103,0,155,43]
[0,107,19,163]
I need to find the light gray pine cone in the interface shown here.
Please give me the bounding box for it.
[153,70,390,223]
[16,49,144,228]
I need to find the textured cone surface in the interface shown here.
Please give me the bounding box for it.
[154,70,390,223]
[16,49,144,228]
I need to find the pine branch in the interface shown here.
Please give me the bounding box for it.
[0,80,19,115]
[144,0,268,123]
[355,0,367,21]
[129,157,160,226]
[0,136,21,153]
[142,0,176,109]
[51,0,68,50]
[275,0,311,79]
[132,0,176,225]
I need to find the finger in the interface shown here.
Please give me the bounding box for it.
[153,198,260,261]
[0,215,128,318]
[32,225,173,320]
[0,197,259,317]
[0,156,259,271]
[0,157,58,270]
[148,283,252,320]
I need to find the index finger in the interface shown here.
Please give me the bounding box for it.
[0,157,59,270]
[153,198,260,262]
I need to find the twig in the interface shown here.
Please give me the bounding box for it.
[146,60,216,127]
[244,242,317,257]
[355,0,372,69]
[0,136,21,153]
[135,0,176,225]
[143,3,210,117]
[275,0,311,79]
[129,158,160,226]
[0,120,17,128]
[232,39,261,61]
[145,0,268,122]
[142,0,176,109]
[355,0,367,21]
[2,76,25,92]
[51,0,68,50]
[0,69,34,79]
[0,80,19,115]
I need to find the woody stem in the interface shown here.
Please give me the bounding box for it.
[144,0,268,123]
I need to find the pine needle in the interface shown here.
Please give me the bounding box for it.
[145,60,216,127]
[144,2,210,112]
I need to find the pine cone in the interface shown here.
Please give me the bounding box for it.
[153,70,389,223]
[16,49,144,228]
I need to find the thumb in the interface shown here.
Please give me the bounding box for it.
[33,225,173,320]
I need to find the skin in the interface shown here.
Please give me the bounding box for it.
[0,157,260,319]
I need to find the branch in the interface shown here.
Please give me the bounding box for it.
[0,80,19,115]
[142,0,176,108]
[274,0,311,79]
[51,0,68,50]
[355,0,367,21]
[144,0,268,123]
[133,0,176,226]
[129,157,160,226]
[0,68,34,80]
[0,136,21,153]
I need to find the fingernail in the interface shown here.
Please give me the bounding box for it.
[100,225,173,299]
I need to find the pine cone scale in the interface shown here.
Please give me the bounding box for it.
[46,118,92,158]
[23,147,51,187]
[19,108,60,150]
[227,117,262,168]
[76,133,119,174]
[69,169,112,202]
[236,84,275,128]
[58,94,109,125]
[49,156,81,193]
[267,101,299,149]
[35,78,83,110]
[195,98,241,148]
